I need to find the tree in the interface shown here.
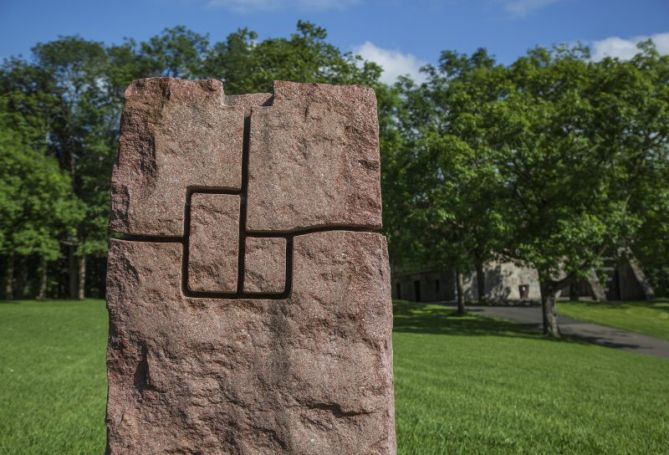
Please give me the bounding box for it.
[140,26,209,78]
[612,43,669,297]
[27,37,116,299]
[387,50,509,312]
[486,44,669,336]
[385,42,669,334]
[203,21,381,94]
[0,96,83,299]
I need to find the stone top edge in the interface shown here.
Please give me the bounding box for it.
[123,78,376,107]
[124,78,224,100]
[271,80,376,103]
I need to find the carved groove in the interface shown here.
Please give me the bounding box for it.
[113,108,382,300]
[236,115,251,294]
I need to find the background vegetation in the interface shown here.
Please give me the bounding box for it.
[1,21,668,337]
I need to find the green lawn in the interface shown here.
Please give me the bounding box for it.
[558,300,669,341]
[0,299,107,455]
[1,299,668,454]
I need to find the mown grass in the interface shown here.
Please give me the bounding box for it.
[558,300,669,341]
[0,299,107,455]
[393,301,669,454]
[1,299,668,454]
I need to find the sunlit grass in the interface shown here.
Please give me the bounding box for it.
[0,299,107,454]
[393,301,669,454]
[558,300,669,341]
[1,299,668,454]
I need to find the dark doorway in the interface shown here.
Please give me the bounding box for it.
[414,280,421,302]
[396,282,401,299]
[606,269,621,301]
[519,284,529,301]
[435,279,440,292]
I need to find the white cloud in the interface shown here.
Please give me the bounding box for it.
[591,32,669,61]
[353,41,427,84]
[497,0,561,17]
[206,0,358,13]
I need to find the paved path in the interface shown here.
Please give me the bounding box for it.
[467,305,669,359]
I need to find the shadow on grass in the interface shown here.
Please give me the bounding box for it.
[393,300,540,339]
[392,300,646,350]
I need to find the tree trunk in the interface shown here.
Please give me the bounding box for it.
[540,280,561,338]
[455,269,465,315]
[77,255,86,300]
[4,253,15,300]
[17,259,28,299]
[475,261,486,304]
[68,246,78,299]
[37,256,48,300]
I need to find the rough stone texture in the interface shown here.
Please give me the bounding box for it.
[110,78,245,236]
[188,193,240,293]
[107,79,395,454]
[246,81,382,232]
[226,93,273,116]
[107,232,394,454]
[243,237,287,294]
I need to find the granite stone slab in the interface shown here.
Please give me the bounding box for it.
[107,79,395,454]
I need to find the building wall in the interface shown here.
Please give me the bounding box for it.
[392,260,649,303]
[392,271,455,302]
[617,262,646,300]
[392,261,540,303]
[463,261,541,302]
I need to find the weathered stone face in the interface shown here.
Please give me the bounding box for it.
[187,193,241,293]
[107,78,395,454]
[243,237,287,294]
[246,82,382,232]
[110,79,245,237]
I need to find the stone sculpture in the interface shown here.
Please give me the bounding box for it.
[106,78,395,454]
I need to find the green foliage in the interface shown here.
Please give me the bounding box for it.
[489,51,619,278]
[492,45,669,301]
[18,36,119,258]
[0,97,83,261]
[202,20,381,93]
[621,47,669,295]
[393,49,509,274]
[141,26,209,78]
[387,41,669,312]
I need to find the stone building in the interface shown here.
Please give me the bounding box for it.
[570,256,655,301]
[392,257,653,303]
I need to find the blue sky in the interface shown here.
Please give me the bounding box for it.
[1,0,668,83]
